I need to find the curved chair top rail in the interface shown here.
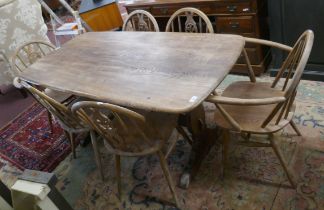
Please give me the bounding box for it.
[122,9,160,32]
[242,30,314,96]
[165,7,214,33]
[71,101,165,156]
[11,40,56,74]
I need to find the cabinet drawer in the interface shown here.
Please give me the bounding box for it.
[151,6,181,16]
[213,1,255,14]
[237,48,261,65]
[127,7,150,13]
[216,16,254,33]
[151,4,216,16]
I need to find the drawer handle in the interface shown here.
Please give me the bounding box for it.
[227,5,237,12]
[243,7,251,12]
[160,8,168,14]
[229,22,240,29]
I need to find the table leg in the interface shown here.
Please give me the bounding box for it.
[178,105,220,189]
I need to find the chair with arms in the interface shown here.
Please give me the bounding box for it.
[11,40,73,132]
[165,7,214,33]
[71,101,180,208]
[206,30,314,188]
[14,78,89,159]
[122,10,159,32]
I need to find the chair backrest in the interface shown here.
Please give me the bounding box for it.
[271,30,314,97]
[11,41,55,74]
[122,10,160,32]
[165,7,214,33]
[71,101,161,155]
[16,78,87,131]
[244,30,314,128]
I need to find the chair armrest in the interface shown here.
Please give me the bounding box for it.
[206,95,286,105]
[245,37,293,52]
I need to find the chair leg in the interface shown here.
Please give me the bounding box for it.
[90,131,104,181]
[269,134,296,188]
[290,121,302,136]
[164,129,180,159]
[157,150,180,209]
[115,155,122,200]
[221,129,230,179]
[176,125,193,145]
[64,131,76,159]
[47,111,54,134]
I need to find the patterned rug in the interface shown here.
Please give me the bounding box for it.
[0,102,74,172]
[0,75,323,210]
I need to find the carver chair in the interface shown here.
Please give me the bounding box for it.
[11,40,73,132]
[14,78,89,159]
[165,7,214,33]
[206,30,314,188]
[71,101,180,208]
[122,10,160,32]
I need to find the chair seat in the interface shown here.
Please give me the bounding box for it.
[214,81,294,133]
[44,88,72,103]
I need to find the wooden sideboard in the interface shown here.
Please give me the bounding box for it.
[125,0,270,75]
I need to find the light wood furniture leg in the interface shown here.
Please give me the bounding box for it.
[47,111,54,134]
[176,125,193,145]
[269,134,296,188]
[290,121,302,136]
[164,131,179,159]
[115,155,122,200]
[64,131,76,159]
[90,131,104,181]
[222,129,230,179]
[157,150,180,208]
[70,132,76,159]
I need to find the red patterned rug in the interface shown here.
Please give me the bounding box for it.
[0,102,76,172]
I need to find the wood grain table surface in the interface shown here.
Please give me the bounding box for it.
[19,32,244,113]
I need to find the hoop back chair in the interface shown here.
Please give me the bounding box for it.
[11,41,55,74]
[11,40,73,131]
[206,30,314,188]
[15,78,89,159]
[165,7,214,33]
[71,101,180,208]
[122,10,160,32]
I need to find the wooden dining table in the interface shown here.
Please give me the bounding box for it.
[19,31,245,187]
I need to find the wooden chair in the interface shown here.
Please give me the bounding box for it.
[11,40,73,132]
[206,30,314,188]
[71,101,180,208]
[122,10,159,32]
[14,78,89,159]
[165,7,214,33]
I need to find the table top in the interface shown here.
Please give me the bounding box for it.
[20,32,244,113]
